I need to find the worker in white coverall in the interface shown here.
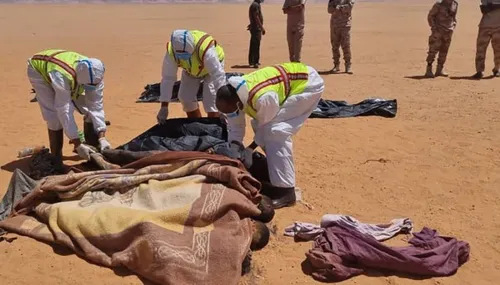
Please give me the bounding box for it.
[215,62,324,209]
[27,49,111,164]
[157,29,227,123]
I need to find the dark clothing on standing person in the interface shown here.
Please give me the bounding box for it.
[305,222,470,282]
[249,31,262,67]
[248,0,264,67]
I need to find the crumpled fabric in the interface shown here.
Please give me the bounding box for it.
[0,169,38,235]
[284,214,413,241]
[211,141,253,169]
[306,223,470,282]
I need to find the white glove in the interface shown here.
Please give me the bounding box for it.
[157,106,169,124]
[76,144,96,161]
[98,137,111,151]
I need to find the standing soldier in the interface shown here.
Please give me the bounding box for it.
[248,0,265,68]
[425,0,459,78]
[473,0,500,79]
[283,0,306,63]
[328,0,354,74]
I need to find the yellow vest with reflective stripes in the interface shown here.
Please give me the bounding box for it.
[29,49,86,100]
[242,63,309,119]
[166,30,225,78]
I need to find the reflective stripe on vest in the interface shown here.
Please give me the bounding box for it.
[31,50,78,91]
[246,64,309,113]
[166,31,224,78]
[193,34,214,76]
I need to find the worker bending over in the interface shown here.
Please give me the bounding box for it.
[27,49,111,164]
[215,62,324,209]
[157,29,227,123]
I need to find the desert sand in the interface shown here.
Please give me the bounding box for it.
[1,1,499,284]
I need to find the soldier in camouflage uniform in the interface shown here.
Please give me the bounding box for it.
[473,0,500,79]
[425,0,459,78]
[283,0,306,62]
[328,0,354,74]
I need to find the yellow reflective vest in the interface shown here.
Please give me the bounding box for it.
[166,30,225,78]
[29,49,86,100]
[242,62,309,119]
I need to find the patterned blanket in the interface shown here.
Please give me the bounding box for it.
[0,152,262,285]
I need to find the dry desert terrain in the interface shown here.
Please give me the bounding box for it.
[0,1,499,285]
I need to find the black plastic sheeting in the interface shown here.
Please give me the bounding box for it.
[135,79,397,119]
[116,117,227,152]
[136,72,244,103]
[115,117,257,170]
[310,98,397,119]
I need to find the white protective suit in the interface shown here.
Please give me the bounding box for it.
[160,30,227,113]
[225,65,324,188]
[27,58,107,141]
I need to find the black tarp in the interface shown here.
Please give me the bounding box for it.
[115,117,257,169]
[135,72,244,103]
[134,80,398,119]
[310,98,397,118]
[116,117,228,152]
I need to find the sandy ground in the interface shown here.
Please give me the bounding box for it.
[1,1,500,284]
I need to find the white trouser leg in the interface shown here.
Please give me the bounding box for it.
[259,66,324,188]
[27,65,62,131]
[178,71,202,113]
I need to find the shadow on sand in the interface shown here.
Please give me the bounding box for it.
[449,75,496,80]
[404,75,433,80]
[231,64,258,69]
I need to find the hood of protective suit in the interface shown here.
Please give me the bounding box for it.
[227,76,249,105]
[75,58,105,85]
[170,30,195,54]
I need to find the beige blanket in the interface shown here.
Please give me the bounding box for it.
[0,151,262,285]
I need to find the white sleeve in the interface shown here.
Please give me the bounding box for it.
[83,81,107,133]
[159,52,178,102]
[49,71,79,140]
[203,46,226,91]
[226,111,246,143]
[254,91,280,128]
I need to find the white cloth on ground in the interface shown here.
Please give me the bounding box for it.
[27,63,107,140]
[226,66,324,187]
[284,214,414,241]
[159,32,227,113]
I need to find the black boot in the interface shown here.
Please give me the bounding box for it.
[48,129,64,166]
[260,184,296,209]
[83,121,99,148]
[472,71,483,79]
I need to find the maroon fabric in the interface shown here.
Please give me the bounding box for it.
[305,223,470,282]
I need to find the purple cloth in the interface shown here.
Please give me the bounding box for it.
[305,222,470,282]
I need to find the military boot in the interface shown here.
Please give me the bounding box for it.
[425,63,434,78]
[331,63,340,73]
[48,129,64,166]
[435,64,448,77]
[83,121,100,148]
[345,63,353,74]
[493,68,499,77]
[472,71,483,79]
